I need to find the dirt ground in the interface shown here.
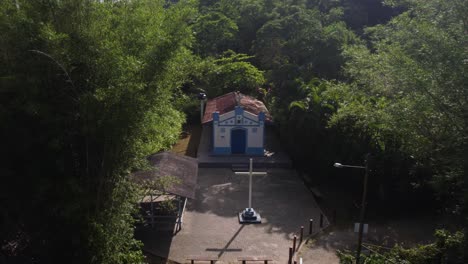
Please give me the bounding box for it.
[170,125,201,158]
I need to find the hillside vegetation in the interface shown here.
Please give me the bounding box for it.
[0,0,466,263]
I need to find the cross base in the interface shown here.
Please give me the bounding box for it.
[239,208,262,223]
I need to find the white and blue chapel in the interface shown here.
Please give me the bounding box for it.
[201,92,272,155]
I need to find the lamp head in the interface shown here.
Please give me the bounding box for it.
[333,163,343,168]
[198,92,207,100]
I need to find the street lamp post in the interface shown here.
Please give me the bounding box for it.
[198,93,207,123]
[333,155,369,264]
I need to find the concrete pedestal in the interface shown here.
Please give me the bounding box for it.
[239,208,262,223]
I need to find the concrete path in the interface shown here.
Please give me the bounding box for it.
[136,168,327,263]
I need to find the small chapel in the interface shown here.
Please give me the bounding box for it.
[201,92,272,155]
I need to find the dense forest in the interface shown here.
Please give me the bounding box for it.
[0,0,466,263]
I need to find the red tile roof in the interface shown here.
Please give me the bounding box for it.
[202,92,272,124]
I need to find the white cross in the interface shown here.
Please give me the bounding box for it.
[235,158,267,209]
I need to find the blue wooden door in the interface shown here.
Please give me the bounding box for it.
[231,129,246,154]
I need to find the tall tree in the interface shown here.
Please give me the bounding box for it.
[0,0,196,263]
[329,0,467,213]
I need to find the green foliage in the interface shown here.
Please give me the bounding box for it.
[190,51,265,97]
[279,79,347,170]
[2,0,467,262]
[193,11,239,56]
[0,0,196,262]
[89,180,144,264]
[330,0,467,206]
[138,175,182,213]
[338,230,464,264]
[140,175,182,196]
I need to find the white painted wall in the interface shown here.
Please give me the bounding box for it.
[213,109,264,149]
[246,126,263,147]
[213,124,231,148]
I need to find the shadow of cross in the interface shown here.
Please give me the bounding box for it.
[205,225,245,258]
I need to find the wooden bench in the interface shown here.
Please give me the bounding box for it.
[187,256,218,264]
[237,256,273,264]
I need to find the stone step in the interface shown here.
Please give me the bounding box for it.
[231,163,249,172]
[198,160,292,169]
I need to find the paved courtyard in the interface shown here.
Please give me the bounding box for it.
[136,168,327,263]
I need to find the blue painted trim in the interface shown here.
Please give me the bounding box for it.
[219,116,235,125]
[218,123,260,127]
[262,123,265,151]
[218,116,260,127]
[213,112,219,121]
[235,106,243,115]
[259,111,265,151]
[233,126,248,131]
[231,127,247,154]
[258,112,265,122]
[218,109,261,125]
[219,118,259,125]
[242,116,260,124]
[212,112,220,153]
[213,147,231,155]
[211,123,215,153]
[246,147,264,155]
